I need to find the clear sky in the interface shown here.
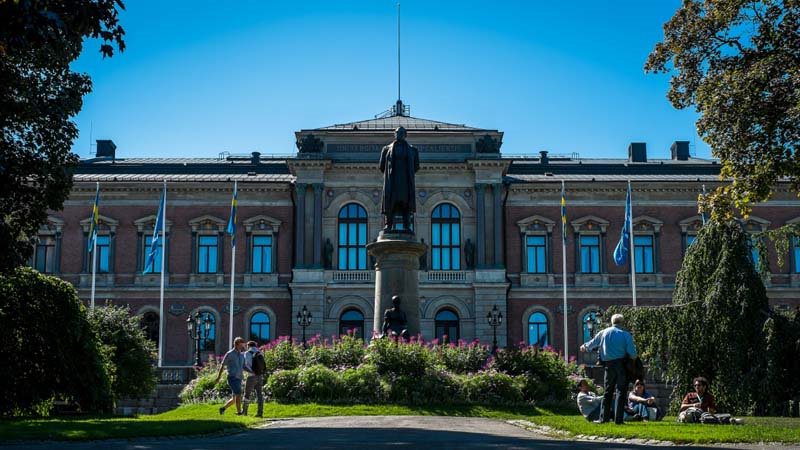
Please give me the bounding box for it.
[71,1,712,160]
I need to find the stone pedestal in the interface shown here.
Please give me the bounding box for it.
[367,231,427,337]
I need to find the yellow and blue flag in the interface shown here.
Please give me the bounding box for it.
[226,181,238,247]
[87,182,100,252]
[144,185,166,274]
[560,181,567,243]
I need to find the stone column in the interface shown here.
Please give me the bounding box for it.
[294,183,307,268]
[312,183,323,268]
[475,184,486,268]
[492,182,503,267]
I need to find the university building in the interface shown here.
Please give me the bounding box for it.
[35,103,800,365]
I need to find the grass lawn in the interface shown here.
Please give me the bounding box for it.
[1,403,799,444]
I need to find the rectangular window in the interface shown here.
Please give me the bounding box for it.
[198,235,218,273]
[143,235,163,273]
[634,235,655,273]
[525,235,547,273]
[34,237,57,273]
[747,236,760,269]
[95,235,111,273]
[686,234,696,248]
[252,235,272,273]
[794,237,800,274]
[431,222,461,270]
[579,235,600,273]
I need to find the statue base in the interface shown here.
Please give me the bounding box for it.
[367,232,426,338]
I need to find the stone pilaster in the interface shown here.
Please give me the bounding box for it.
[312,183,323,268]
[475,183,487,267]
[294,183,307,268]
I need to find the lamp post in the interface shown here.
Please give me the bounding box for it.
[584,309,603,366]
[296,305,312,348]
[486,304,503,354]
[187,312,212,367]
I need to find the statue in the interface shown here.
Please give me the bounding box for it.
[381,295,409,340]
[379,127,420,232]
[464,238,476,269]
[322,238,333,269]
[419,238,428,271]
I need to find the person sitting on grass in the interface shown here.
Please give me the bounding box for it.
[215,337,246,416]
[576,379,603,422]
[626,379,662,421]
[677,376,743,424]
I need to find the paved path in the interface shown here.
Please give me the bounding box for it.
[2,416,797,450]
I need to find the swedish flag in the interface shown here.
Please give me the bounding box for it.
[87,183,100,252]
[226,181,238,247]
[560,181,567,243]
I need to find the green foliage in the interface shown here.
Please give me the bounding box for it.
[0,0,125,272]
[609,221,800,415]
[88,305,157,400]
[297,365,344,402]
[645,0,800,219]
[460,371,524,405]
[263,338,303,375]
[488,346,574,402]
[432,340,490,374]
[0,268,113,415]
[305,334,366,369]
[365,337,431,377]
[265,369,302,403]
[386,368,463,405]
[179,358,231,403]
[341,364,386,404]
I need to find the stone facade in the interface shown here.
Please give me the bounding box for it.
[36,110,800,366]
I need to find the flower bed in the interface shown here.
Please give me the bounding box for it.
[180,334,580,407]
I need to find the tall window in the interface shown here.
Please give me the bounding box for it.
[526,235,547,273]
[686,234,697,248]
[431,203,461,270]
[747,236,760,270]
[582,310,602,344]
[527,312,549,347]
[793,236,800,273]
[143,235,163,273]
[249,312,270,343]
[198,235,218,273]
[95,235,111,273]
[140,311,159,345]
[339,309,365,339]
[579,235,600,273]
[434,309,459,343]
[34,236,57,273]
[338,204,368,270]
[200,311,216,351]
[634,235,655,273]
[252,236,273,273]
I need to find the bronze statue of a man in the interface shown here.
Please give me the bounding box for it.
[379,127,420,232]
[381,295,409,340]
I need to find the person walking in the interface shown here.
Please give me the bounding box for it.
[242,340,265,417]
[580,313,638,425]
[215,337,246,415]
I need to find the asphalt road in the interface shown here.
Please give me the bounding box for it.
[2,416,797,450]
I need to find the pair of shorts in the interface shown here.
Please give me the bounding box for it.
[227,375,243,395]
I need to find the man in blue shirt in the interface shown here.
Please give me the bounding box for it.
[580,313,638,424]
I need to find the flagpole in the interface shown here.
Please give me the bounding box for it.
[628,180,637,306]
[158,180,166,368]
[561,180,569,363]
[90,181,98,309]
[228,181,237,347]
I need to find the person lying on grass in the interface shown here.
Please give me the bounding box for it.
[576,379,603,422]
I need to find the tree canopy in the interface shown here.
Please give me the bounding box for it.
[0,0,125,272]
[645,0,800,219]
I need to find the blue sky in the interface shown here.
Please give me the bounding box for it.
[71,1,711,160]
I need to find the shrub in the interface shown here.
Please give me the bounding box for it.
[88,305,157,400]
[0,268,113,416]
[341,364,385,403]
[305,333,366,369]
[297,364,343,402]
[365,337,431,377]
[266,369,302,403]
[263,337,303,374]
[460,371,524,405]
[179,358,229,403]
[432,340,490,374]
[387,368,463,405]
[489,346,573,401]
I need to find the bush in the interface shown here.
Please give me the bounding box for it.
[297,364,343,402]
[365,337,431,377]
[341,364,385,403]
[488,346,573,402]
[88,305,157,400]
[263,337,303,374]
[305,333,366,369]
[0,268,113,416]
[266,369,302,403]
[387,368,463,405]
[179,358,230,403]
[460,371,524,405]
[432,340,490,374]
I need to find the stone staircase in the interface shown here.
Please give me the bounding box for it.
[115,367,194,416]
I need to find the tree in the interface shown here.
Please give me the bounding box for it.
[645,0,800,219]
[0,0,125,272]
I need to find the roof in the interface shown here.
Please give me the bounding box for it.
[310,115,492,132]
[71,157,292,183]
[507,174,722,183]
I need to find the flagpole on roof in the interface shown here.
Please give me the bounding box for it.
[158,180,167,367]
[560,180,569,363]
[629,180,637,307]
[227,181,238,348]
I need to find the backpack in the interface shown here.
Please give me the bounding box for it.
[252,351,266,375]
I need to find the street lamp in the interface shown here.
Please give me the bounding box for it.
[486,304,503,354]
[296,305,312,348]
[584,309,603,366]
[187,312,213,367]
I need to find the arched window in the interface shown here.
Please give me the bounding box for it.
[339,309,365,339]
[140,311,159,345]
[431,204,461,270]
[338,204,368,270]
[434,309,460,343]
[527,312,549,347]
[581,310,602,344]
[249,312,270,344]
[199,311,216,351]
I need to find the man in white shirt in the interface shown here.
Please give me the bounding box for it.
[576,379,602,421]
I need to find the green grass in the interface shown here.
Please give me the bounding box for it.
[1,403,799,444]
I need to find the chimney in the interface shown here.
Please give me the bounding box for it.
[96,140,116,159]
[628,142,647,163]
[539,150,549,164]
[251,151,261,164]
[671,141,690,161]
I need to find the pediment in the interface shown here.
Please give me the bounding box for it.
[188,215,226,232]
[517,215,556,233]
[79,214,119,232]
[633,215,663,233]
[741,215,770,232]
[571,215,609,233]
[242,215,282,233]
[679,215,704,233]
[133,215,174,232]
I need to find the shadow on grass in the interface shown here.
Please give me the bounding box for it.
[0,418,249,441]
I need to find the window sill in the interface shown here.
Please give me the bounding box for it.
[244,273,279,287]
[79,273,115,286]
[189,273,224,286]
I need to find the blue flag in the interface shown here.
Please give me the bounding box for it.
[226,182,238,247]
[144,186,166,274]
[613,182,632,266]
